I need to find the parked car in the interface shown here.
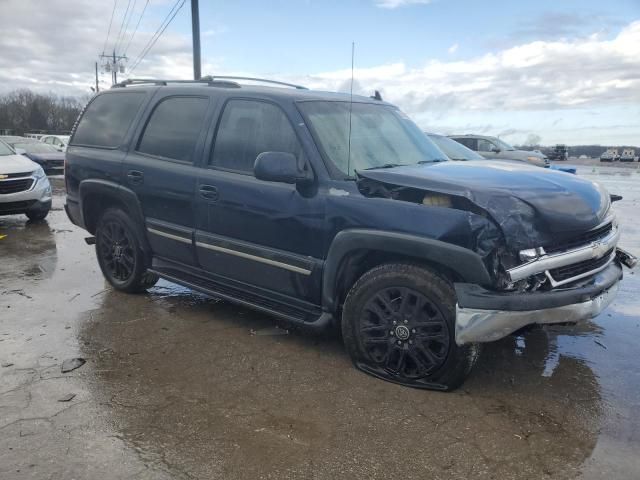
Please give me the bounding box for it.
[0,139,52,221]
[449,134,549,167]
[547,144,569,161]
[425,133,486,161]
[65,78,636,391]
[600,148,619,162]
[40,134,70,152]
[620,149,637,162]
[0,136,64,174]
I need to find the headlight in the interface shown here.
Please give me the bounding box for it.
[32,166,46,180]
[526,156,540,162]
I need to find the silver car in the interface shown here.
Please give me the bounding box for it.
[448,134,549,167]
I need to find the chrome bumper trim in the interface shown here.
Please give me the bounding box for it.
[507,224,620,282]
[455,283,618,345]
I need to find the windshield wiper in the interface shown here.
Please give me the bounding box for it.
[364,163,403,170]
[417,158,448,164]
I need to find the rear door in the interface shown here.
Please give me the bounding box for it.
[123,93,214,266]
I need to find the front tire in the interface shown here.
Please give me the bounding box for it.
[26,209,49,222]
[95,208,158,293]
[341,263,479,391]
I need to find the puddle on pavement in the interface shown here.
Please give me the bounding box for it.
[2,170,640,478]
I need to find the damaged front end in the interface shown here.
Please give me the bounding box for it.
[356,162,637,345]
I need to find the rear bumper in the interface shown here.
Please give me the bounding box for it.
[454,259,625,344]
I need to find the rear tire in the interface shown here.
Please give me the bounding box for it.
[95,208,159,293]
[341,263,479,391]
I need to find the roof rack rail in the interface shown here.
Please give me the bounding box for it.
[112,76,308,90]
[201,76,308,90]
[112,78,241,88]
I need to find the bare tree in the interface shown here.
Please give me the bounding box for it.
[0,89,87,135]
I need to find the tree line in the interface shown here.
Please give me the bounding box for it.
[0,89,90,136]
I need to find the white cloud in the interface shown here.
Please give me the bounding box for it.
[0,0,637,144]
[375,0,434,9]
[286,20,640,143]
[447,43,458,54]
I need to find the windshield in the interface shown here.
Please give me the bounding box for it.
[493,137,515,151]
[298,101,447,176]
[428,134,485,161]
[0,140,14,156]
[13,142,59,153]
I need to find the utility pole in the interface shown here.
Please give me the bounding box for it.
[95,62,100,93]
[191,0,201,80]
[99,50,128,85]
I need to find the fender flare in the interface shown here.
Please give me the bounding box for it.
[322,229,493,312]
[78,179,151,257]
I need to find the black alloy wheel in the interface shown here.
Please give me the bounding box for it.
[342,263,479,391]
[97,220,136,282]
[95,208,158,293]
[359,286,450,378]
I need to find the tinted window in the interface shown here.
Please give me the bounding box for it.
[453,137,475,150]
[211,100,302,173]
[72,92,145,148]
[477,138,496,152]
[137,96,209,162]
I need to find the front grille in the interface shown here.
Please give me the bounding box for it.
[0,178,34,194]
[548,248,614,282]
[0,200,36,213]
[546,222,613,253]
[3,171,33,179]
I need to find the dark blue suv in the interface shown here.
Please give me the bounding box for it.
[65,77,635,390]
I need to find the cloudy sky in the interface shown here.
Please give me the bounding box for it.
[1,0,639,145]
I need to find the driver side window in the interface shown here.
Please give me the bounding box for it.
[210,99,304,175]
[477,139,496,152]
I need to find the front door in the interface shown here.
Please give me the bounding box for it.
[123,94,212,266]
[195,99,325,305]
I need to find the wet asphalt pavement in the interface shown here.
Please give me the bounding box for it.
[1,164,640,479]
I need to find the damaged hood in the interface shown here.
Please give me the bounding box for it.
[358,160,611,250]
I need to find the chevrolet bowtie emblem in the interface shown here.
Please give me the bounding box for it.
[0,174,8,179]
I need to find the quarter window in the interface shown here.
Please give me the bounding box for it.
[210,99,303,173]
[72,92,145,148]
[137,97,209,162]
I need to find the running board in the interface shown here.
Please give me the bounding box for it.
[148,266,333,333]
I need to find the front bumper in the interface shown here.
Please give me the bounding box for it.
[0,175,51,216]
[454,258,626,344]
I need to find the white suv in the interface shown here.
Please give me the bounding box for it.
[0,140,52,221]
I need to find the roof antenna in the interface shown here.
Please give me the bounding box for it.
[347,41,355,177]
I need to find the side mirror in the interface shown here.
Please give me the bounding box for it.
[14,148,26,155]
[491,147,501,153]
[254,151,312,184]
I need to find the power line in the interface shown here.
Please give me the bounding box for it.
[116,0,137,53]
[113,0,132,54]
[123,0,149,56]
[102,0,119,55]
[128,0,186,75]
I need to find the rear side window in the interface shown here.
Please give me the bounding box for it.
[454,137,476,150]
[137,96,209,162]
[72,92,145,148]
[210,99,302,173]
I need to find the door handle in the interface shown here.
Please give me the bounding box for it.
[127,170,144,185]
[199,185,219,201]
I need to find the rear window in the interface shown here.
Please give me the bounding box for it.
[137,96,209,162]
[72,92,145,148]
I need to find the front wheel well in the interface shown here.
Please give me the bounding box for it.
[333,249,463,313]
